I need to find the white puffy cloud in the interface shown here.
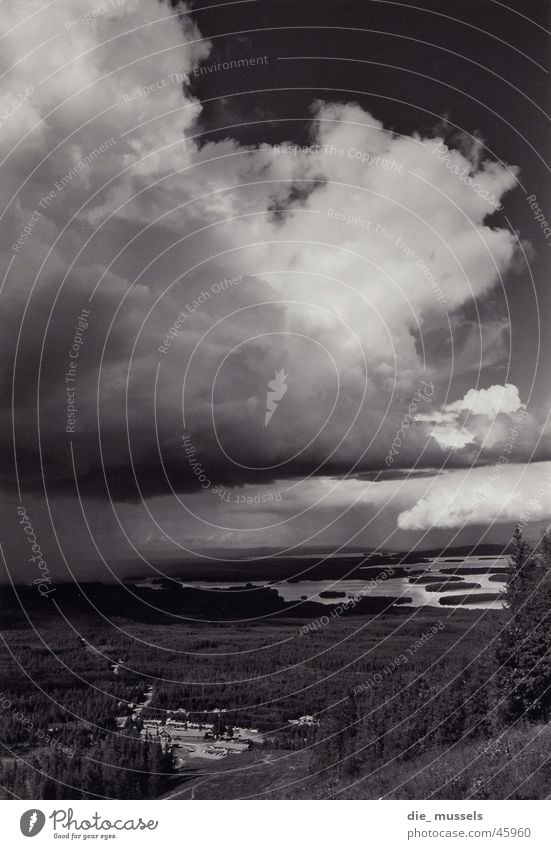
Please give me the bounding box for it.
[397,461,551,530]
[444,383,524,417]
[417,383,526,450]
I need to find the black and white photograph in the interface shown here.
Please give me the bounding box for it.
[1,0,551,838]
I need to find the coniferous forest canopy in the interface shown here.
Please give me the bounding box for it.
[2,530,551,799]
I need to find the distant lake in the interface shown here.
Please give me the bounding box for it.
[133,556,508,610]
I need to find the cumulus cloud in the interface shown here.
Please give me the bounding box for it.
[445,383,524,417]
[416,383,526,450]
[0,0,526,509]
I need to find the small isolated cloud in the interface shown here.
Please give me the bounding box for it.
[417,383,525,450]
[397,461,551,530]
[444,383,524,417]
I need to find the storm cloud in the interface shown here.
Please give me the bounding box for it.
[1,0,529,512]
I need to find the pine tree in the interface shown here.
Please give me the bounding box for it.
[503,527,538,614]
[496,529,551,723]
